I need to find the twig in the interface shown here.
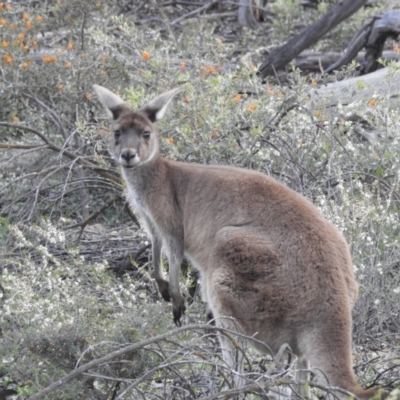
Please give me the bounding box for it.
[26,324,280,400]
[170,0,216,25]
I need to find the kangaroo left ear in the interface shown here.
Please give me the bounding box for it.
[93,85,127,120]
[141,87,181,122]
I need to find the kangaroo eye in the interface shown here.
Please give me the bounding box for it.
[114,130,121,139]
[143,130,151,139]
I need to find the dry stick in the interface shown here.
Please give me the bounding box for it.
[0,143,47,150]
[26,324,273,400]
[258,0,368,77]
[0,121,121,185]
[169,0,216,25]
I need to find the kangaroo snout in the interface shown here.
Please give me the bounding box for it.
[120,148,138,166]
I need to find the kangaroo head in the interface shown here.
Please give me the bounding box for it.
[93,85,180,168]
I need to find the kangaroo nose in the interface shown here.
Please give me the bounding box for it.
[120,148,136,164]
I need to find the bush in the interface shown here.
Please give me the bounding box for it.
[1,0,399,398]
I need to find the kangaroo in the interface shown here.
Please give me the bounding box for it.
[93,85,388,399]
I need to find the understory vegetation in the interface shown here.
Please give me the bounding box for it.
[0,0,399,398]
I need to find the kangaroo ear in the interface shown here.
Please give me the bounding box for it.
[141,87,181,122]
[93,85,127,120]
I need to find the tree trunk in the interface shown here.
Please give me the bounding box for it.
[258,0,368,77]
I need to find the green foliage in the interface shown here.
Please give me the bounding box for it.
[0,0,399,398]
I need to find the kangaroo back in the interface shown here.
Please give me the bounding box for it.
[93,85,388,400]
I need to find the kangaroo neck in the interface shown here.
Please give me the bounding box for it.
[121,154,168,198]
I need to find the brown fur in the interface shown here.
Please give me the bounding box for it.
[93,85,388,399]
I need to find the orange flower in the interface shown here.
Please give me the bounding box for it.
[369,99,377,107]
[25,20,32,29]
[67,43,73,51]
[0,19,6,26]
[36,15,43,22]
[1,39,8,47]
[201,66,208,76]
[84,93,91,100]
[211,131,219,139]
[246,103,258,112]
[208,66,216,74]
[21,62,28,69]
[167,137,174,144]
[56,84,63,90]
[22,12,29,20]
[43,54,57,63]
[234,94,242,102]
[12,115,18,122]
[3,54,12,63]
[65,61,72,69]
[142,51,150,60]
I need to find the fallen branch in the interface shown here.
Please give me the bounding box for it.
[258,0,368,77]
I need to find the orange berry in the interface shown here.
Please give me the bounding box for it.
[84,93,91,100]
[184,96,190,103]
[22,45,29,53]
[25,20,32,29]
[0,19,6,26]
[311,79,318,87]
[211,131,219,139]
[179,61,186,71]
[14,38,21,45]
[8,22,14,30]
[12,115,18,122]
[6,4,11,11]
[393,45,399,54]
[66,43,73,51]
[0,3,4,10]
[246,103,258,112]
[3,54,12,63]
[234,94,242,102]
[18,33,25,40]
[101,70,107,75]
[95,2,101,7]
[369,99,377,107]
[21,62,28,69]
[36,15,42,22]
[1,40,8,47]
[167,137,174,144]
[201,66,208,76]
[65,62,72,69]
[31,40,38,47]
[208,66,216,74]
[142,51,150,60]
[22,12,29,20]
[56,84,63,90]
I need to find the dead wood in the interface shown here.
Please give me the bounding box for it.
[325,9,400,74]
[294,50,398,73]
[258,0,368,77]
[309,62,400,109]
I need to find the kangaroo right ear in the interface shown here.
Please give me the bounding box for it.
[93,85,127,120]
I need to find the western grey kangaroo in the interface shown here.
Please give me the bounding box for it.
[93,84,388,399]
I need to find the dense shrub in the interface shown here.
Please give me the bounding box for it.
[0,0,399,398]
